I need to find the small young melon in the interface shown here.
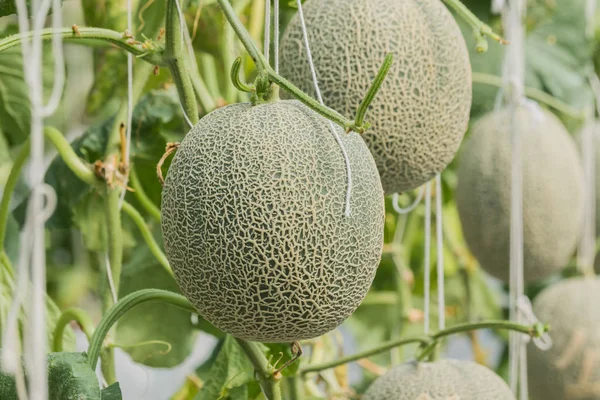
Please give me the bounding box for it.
[279,0,472,194]
[161,100,384,343]
[527,277,600,400]
[456,106,584,283]
[362,360,515,399]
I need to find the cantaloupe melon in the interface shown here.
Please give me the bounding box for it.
[362,360,515,399]
[279,0,472,194]
[161,100,385,343]
[528,277,600,400]
[456,106,584,283]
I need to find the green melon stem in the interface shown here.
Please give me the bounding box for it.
[165,0,199,125]
[87,289,196,371]
[300,336,432,375]
[121,201,173,277]
[441,0,507,53]
[216,0,382,133]
[355,52,394,129]
[52,308,95,352]
[0,27,165,65]
[472,72,585,119]
[235,338,283,400]
[129,166,161,223]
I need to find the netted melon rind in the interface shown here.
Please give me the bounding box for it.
[456,106,584,283]
[528,277,600,400]
[362,360,515,399]
[161,100,384,343]
[279,0,472,194]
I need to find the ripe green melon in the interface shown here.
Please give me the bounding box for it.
[279,0,472,194]
[363,360,515,399]
[456,106,584,283]
[161,100,385,343]
[528,277,600,400]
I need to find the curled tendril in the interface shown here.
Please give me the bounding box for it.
[231,57,253,93]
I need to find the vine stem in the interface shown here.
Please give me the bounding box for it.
[52,308,95,352]
[442,0,507,52]
[235,339,282,400]
[0,27,165,65]
[216,0,386,134]
[300,336,432,375]
[0,127,98,252]
[121,201,173,277]
[165,0,199,125]
[472,72,585,119]
[87,289,196,370]
[129,166,161,222]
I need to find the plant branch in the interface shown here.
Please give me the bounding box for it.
[129,167,161,222]
[52,308,95,352]
[300,336,432,375]
[121,201,173,276]
[0,127,98,251]
[472,72,585,119]
[442,0,507,53]
[235,338,282,400]
[87,289,196,370]
[0,27,165,65]
[216,0,382,133]
[165,0,199,125]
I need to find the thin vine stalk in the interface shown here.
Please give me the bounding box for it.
[87,289,196,370]
[355,52,393,128]
[235,338,282,400]
[121,201,173,276]
[129,166,161,222]
[0,27,165,65]
[52,308,95,352]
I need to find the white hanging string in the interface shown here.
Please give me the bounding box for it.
[423,181,432,334]
[294,0,353,217]
[392,186,425,215]
[435,174,445,331]
[274,0,279,74]
[263,0,271,65]
[41,0,65,117]
[577,104,596,276]
[586,0,597,39]
[1,0,63,396]
[500,0,528,397]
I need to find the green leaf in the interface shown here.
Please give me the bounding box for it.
[195,336,256,400]
[101,382,123,400]
[0,352,115,400]
[116,247,197,368]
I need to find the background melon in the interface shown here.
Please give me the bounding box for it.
[161,100,385,343]
[456,105,584,283]
[528,277,600,400]
[279,0,472,194]
[362,359,515,399]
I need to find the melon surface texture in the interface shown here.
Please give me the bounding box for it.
[161,100,385,343]
[456,106,584,283]
[362,360,515,400]
[279,0,472,193]
[528,277,600,400]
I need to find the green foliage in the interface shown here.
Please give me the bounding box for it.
[116,248,197,368]
[0,352,122,400]
[195,336,260,400]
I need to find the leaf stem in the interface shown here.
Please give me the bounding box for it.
[235,339,282,400]
[129,166,161,222]
[471,72,585,119]
[355,53,393,128]
[87,289,196,370]
[300,336,432,375]
[0,127,98,252]
[165,0,199,125]
[121,201,173,277]
[442,0,507,53]
[0,27,165,65]
[52,308,95,352]
[216,0,375,133]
